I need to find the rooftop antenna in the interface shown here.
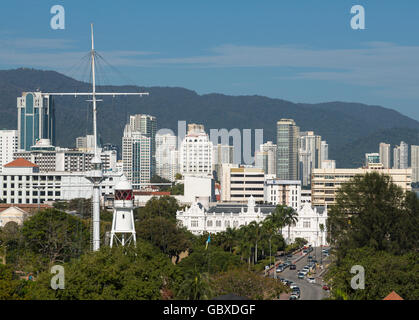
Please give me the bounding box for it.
[43,24,149,251]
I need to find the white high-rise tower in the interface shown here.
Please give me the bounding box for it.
[110,175,136,247]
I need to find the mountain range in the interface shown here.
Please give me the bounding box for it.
[1,68,418,168]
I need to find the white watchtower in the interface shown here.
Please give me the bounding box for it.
[110,175,136,247]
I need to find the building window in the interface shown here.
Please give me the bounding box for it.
[207,220,213,227]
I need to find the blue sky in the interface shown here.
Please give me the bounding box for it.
[1,1,419,120]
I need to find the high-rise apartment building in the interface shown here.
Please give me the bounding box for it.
[298,131,321,186]
[128,114,156,176]
[0,130,18,172]
[411,145,419,183]
[379,143,391,169]
[320,141,328,163]
[156,133,179,182]
[17,92,55,151]
[213,144,234,180]
[180,124,213,177]
[259,141,277,176]
[276,119,299,180]
[122,124,152,189]
[393,141,408,169]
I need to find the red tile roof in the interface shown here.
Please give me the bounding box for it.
[383,291,403,300]
[4,158,38,168]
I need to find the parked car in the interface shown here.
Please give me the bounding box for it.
[307,277,316,284]
[298,272,305,279]
[290,264,297,270]
[289,294,299,300]
[308,256,313,261]
[322,285,330,291]
[287,253,293,258]
[291,290,300,298]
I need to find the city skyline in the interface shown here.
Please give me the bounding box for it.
[0,1,418,121]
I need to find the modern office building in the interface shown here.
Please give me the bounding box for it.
[221,166,265,202]
[17,92,55,151]
[379,143,391,169]
[156,133,179,182]
[311,166,412,206]
[180,124,213,177]
[122,124,152,189]
[411,145,419,183]
[264,179,301,211]
[0,130,18,172]
[276,119,299,180]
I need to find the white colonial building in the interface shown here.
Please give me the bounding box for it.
[177,195,328,246]
[281,202,328,246]
[177,196,276,235]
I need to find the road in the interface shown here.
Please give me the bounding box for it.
[266,247,331,300]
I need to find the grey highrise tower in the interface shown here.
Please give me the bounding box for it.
[17,92,55,151]
[276,119,299,180]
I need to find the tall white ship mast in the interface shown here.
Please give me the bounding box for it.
[44,24,149,251]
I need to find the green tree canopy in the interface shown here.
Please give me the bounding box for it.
[327,172,419,258]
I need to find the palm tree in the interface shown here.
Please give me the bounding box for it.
[223,227,236,253]
[266,205,287,235]
[176,265,212,300]
[283,207,299,244]
[248,221,263,264]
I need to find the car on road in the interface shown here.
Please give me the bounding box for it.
[290,283,299,290]
[276,264,285,272]
[289,294,299,300]
[308,255,313,261]
[322,285,330,291]
[291,290,300,298]
[311,259,318,264]
[307,277,316,284]
[297,272,305,279]
[287,253,293,258]
[290,264,296,270]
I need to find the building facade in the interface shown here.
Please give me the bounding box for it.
[379,143,391,169]
[122,124,152,189]
[311,166,412,206]
[0,130,18,173]
[221,166,265,202]
[17,92,55,151]
[276,119,299,180]
[156,133,179,182]
[259,141,277,176]
[180,124,213,177]
[0,158,123,205]
[177,196,276,235]
[411,145,419,183]
[264,179,301,211]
